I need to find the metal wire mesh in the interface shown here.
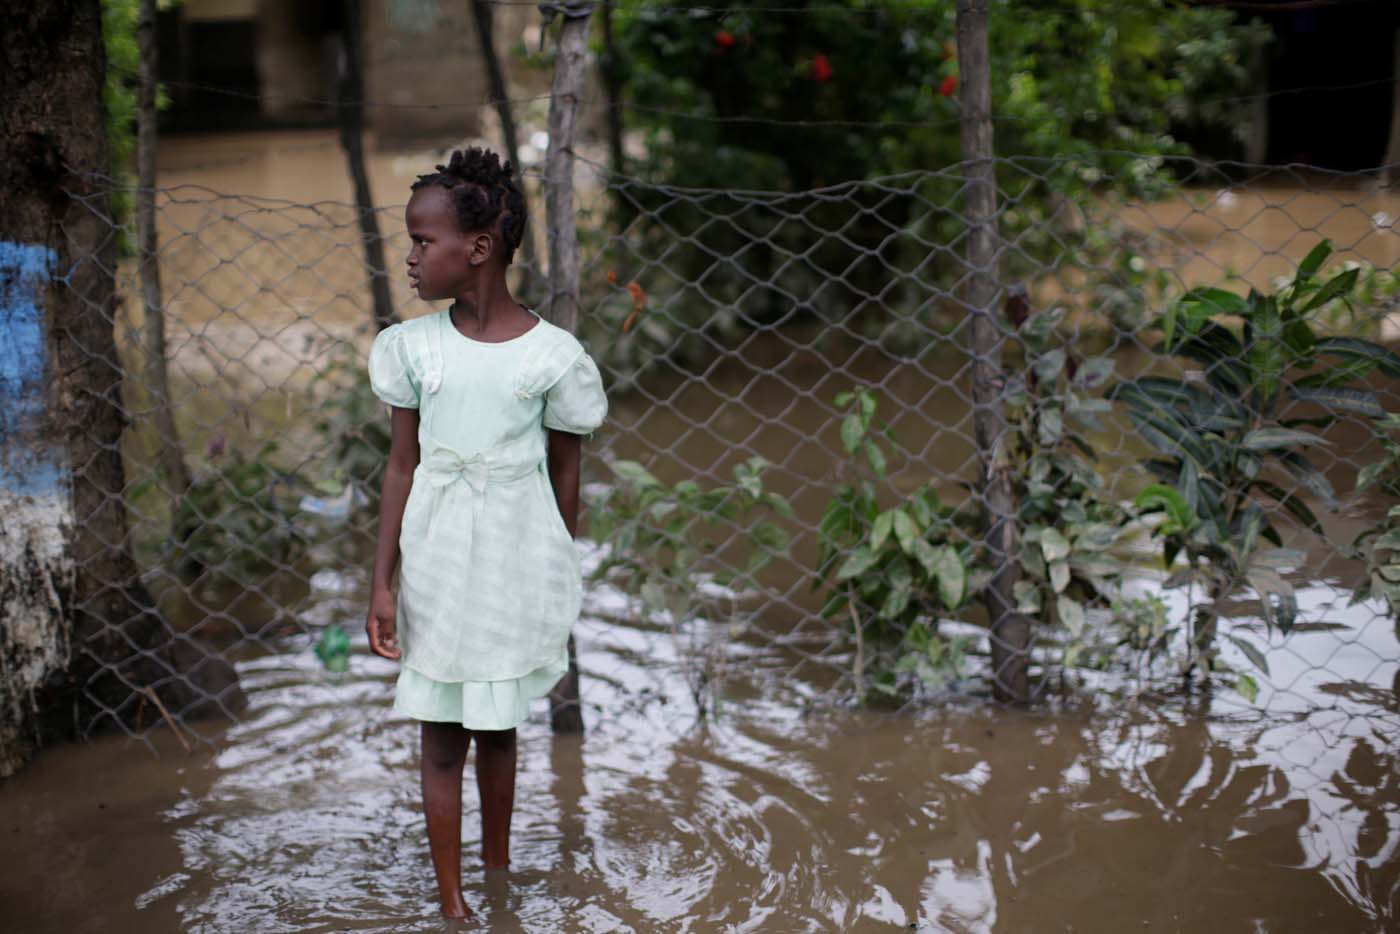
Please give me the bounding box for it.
[20,154,1400,753]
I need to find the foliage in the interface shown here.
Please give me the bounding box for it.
[171,440,309,584]
[610,0,1265,191]
[590,1,1267,376]
[310,342,392,498]
[586,457,794,715]
[1113,240,1398,683]
[1350,414,1400,631]
[999,296,1134,658]
[101,0,178,238]
[814,389,982,701]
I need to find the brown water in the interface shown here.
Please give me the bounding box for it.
[2,550,1397,933]
[5,132,1397,931]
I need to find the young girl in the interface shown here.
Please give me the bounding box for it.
[364,147,607,920]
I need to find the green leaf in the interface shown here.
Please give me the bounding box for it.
[865,441,887,477]
[1301,267,1360,313]
[1226,633,1271,676]
[610,460,661,488]
[871,512,894,552]
[1315,337,1400,379]
[1242,428,1329,451]
[893,509,921,555]
[1287,386,1385,418]
[1296,240,1332,282]
[836,546,879,582]
[840,414,864,455]
[933,545,966,608]
[879,585,911,620]
[1275,449,1337,508]
[858,390,877,427]
[1072,356,1115,389]
[834,390,854,408]
[1049,559,1070,594]
[1057,595,1085,638]
[1247,294,1285,412]
[1014,579,1042,614]
[1251,479,1325,536]
[1033,348,1066,383]
[1235,673,1260,704]
[1040,527,1071,562]
[1135,483,1198,533]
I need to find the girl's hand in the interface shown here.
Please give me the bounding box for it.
[366,589,402,660]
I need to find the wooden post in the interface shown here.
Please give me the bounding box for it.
[956,0,1027,703]
[543,3,594,733]
[138,0,193,531]
[468,0,541,294]
[1382,29,1400,188]
[339,0,398,333]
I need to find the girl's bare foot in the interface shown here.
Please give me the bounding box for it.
[440,892,473,920]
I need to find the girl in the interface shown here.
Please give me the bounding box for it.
[364,147,607,920]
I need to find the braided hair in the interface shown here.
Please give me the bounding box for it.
[411,147,526,265]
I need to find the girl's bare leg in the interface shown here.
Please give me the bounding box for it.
[474,727,517,869]
[421,721,473,919]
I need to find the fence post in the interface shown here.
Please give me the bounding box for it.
[338,0,397,332]
[138,0,192,524]
[543,2,594,733]
[956,0,1028,702]
[469,0,540,285]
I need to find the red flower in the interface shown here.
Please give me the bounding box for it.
[714,30,736,50]
[810,53,834,83]
[939,74,958,97]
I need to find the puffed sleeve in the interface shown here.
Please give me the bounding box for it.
[542,352,608,435]
[367,323,420,408]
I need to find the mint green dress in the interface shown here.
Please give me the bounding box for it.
[367,308,607,730]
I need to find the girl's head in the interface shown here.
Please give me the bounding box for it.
[405,147,526,301]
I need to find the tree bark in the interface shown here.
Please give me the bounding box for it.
[956,0,1027,703]
[544,6,595,732]
[468,0,542,297]
[0,1,244,777]
[339,0,398,333]
[1382,29,1400,188]
[138,0,193,528]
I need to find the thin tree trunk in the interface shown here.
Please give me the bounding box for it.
[339,0,398,332]
[1,1,244,776]
[544,7,594,733]
[468,0,541,296]
[956,0,1026,703]
[138,0,193,527]
[1382,30,1400,188]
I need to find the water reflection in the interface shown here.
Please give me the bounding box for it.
[3,605,1395,932]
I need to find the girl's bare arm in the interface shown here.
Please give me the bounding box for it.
[546,429,583,538]
[367,405,421,660]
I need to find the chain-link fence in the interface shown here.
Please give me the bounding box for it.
[8,151,1393,756]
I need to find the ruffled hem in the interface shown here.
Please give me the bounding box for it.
[392,647,569,730]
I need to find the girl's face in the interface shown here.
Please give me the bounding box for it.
[405,186,482,302]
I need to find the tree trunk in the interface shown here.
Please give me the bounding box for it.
[544,7,595,733]
[956,0,1027,703]
[138,0,193,528]
[339,0,398,333]
[468,0,542,298]
[0,1,243,777]
[1382,29,1400,188]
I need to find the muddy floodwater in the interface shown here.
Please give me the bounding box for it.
[2,549,1397,933]
[2,132,1398,931]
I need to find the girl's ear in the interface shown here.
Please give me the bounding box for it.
[468,232,494,267]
